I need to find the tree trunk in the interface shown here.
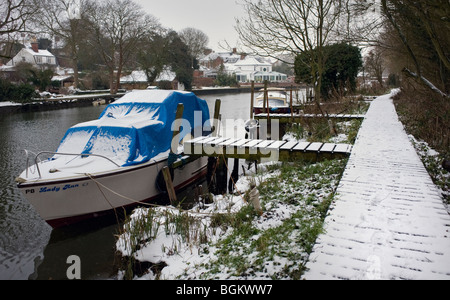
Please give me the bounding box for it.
[72,57,79,89]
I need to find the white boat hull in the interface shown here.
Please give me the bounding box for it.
[18,156,208,227]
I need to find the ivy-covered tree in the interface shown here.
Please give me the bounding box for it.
[165,30,194,90]
[295,43,362,99]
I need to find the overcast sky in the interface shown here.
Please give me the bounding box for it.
[134,0,246,52]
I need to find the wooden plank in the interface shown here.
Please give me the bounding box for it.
[186,136,208,144]
[280,141,299,151]
[334,144,352,153]
[256,140,276,148]
[320,143,336,153]
[245,139,263,148]
[205,137,230,145]
[192,136,217,155]
[214,138,239,155]
[266,140,287,150]
[184,136,207,155]
[229,139,249,147]
[293,142,311,152]
[306,142,323,152]
[218,138,239,147]
[203,137,229,155]
[197,136,218,145]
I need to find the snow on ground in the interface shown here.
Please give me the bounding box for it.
[0,101,22,107]
[115,165,281,280]
[115,90,450,280]
[115,157,347,280]
[407,135,450,214]
[304,90,450,280]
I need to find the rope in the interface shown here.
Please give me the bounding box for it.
[85,173,234,217]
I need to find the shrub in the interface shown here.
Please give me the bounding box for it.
[0,78,38,103]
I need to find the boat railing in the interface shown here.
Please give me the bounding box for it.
[26,150,120,178]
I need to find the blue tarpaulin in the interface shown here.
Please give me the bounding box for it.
[56,90,210,166]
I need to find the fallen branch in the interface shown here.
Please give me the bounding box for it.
[402,68,449,100]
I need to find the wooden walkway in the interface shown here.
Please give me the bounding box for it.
[254,113,365,123]
[303,93,450,280]
[183,136,352,162]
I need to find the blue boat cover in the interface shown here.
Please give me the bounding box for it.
[56,90,210,166]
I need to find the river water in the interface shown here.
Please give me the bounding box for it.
[0,92,256,280]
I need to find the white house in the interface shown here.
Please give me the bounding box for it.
[224,56,287,83]
[199,50,288,83]
[6,42,57,70]
[120,68,185,90]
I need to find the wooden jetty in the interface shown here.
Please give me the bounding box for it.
[254,113,365,124]
[183,136,352,162]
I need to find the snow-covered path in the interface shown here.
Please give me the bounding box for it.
[303,92,450,280]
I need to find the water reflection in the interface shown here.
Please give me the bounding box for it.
[0,105,105,280]
[0,90,302,280]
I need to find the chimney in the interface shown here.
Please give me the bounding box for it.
[232,48,237,54]
[31,42,39,53]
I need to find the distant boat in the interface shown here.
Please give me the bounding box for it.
[16,90,211,228]
[253,87,290,115]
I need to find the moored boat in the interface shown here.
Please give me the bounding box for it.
[16,90,211,228]
[253,87,290,115]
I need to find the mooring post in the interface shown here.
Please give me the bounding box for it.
[171,103,185,154]
[213,99,221,137]
[228,158,239,193]
[250,81,255,119]
[264,80,271,138]
[290,86,294,121]
[216,156,228,195]
[162,166,177,205]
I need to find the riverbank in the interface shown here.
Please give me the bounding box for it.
[114,103,366,280]
[0,93,123,114]
[0,85,308,115]
[0,87,244,115]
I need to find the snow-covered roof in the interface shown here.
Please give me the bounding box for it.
[23,48,55,57]
[52,75,73,81]
[120,68,177,83]
[234,57,271,67]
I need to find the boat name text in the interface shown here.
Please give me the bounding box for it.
[39,184,79,193]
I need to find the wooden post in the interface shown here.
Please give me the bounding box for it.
[250,81,254,119]
[162,166,177,205]
[212,99,221,137]
[171,103,185,154]
[216,156,228,195]
[263,80,267,112]
[290,86,294,121]
[228,158,239,193]
[264,80,270,137]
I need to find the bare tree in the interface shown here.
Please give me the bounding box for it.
[179,27,209,69]
[0,0,36,59]
[380,0,449,98]
[364,47,385,87]
[32,0,90,88]
[236,0,347,105]
[334,0,384,46]
[87,0,159,93]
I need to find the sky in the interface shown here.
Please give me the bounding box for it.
[134,0,247,52]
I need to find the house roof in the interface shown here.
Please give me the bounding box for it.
[234,57,271,67]
[120,68,176,83]
[23,48,55,57]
